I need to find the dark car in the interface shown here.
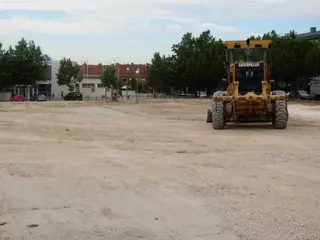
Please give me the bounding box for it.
[295,90,314,100]
[271,90,286,95]
[196,91,207,98]
[64,92,83,101]
[212,91,226,96]
[30,93,47,101]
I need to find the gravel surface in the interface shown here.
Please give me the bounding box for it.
[0,99,319,240]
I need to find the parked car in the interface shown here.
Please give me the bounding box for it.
[9,95,25,101]
[196,91,207,98]
[212,91,226,96]
[64,92,83,101]
[30,93,47,101]
[295,90,315,100]
[271,90,286,95]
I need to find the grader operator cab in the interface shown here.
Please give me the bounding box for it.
[207,39,289,129]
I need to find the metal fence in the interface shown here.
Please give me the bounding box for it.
[48,93,173,102]
[1,92,197,102]
[82,93,172,101]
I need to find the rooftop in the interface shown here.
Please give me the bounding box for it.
[296,27,320,40]
[80,63,147,79]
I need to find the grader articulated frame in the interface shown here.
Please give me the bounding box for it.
[207,39,289,129]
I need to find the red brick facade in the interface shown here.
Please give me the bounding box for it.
[79,63,147,86]
[79,64,105,78]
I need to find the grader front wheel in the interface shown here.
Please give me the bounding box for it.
[274,100,288,129]
[212,101,225,129]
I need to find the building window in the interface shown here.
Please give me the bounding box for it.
[75,83,80,92]
[98,84,106,88]
[82,83,95,88]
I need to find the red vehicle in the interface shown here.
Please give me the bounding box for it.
[9,95,25,101]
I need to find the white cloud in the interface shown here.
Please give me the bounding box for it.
[0,0,318,37]
[164,24,183,32]
[198,23,237,33]
[0,0,171,35]
[0,0,202,36]
[0,0,318,63]
[0,0,317,37]
[204,0,320,19]
[256,0,287,3]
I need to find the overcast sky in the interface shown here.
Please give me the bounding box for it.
[0,0,319,64]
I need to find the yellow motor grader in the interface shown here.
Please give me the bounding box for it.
[207,39,289,129]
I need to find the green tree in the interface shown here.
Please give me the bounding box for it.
[0,42,9,90]
[56,57,83,92]
[305,43,320,77]
[147,30,225,94]
[148,29,320,95]
[192,31,224,91]
[260,30,320,90]
[147,53,177,93]
[171,32,196,92]
[6,38,46,87]
[100,66,121,100]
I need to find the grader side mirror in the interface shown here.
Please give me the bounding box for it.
[222,78,227,82]
[270,79,275,83]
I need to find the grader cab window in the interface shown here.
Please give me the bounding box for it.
[248,48,268,61]
[226,48,268,63]
[224,48,230,63]
[227,49,247,62]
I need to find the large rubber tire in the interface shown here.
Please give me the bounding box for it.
[274,100,288,129]
[212,101,225,129]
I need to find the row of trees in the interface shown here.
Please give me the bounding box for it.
[146,30,320,93]
[1,30,319,96]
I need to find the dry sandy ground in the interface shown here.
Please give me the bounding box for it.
[0,99,319,240]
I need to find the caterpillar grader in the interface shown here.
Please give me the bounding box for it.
[207,39,289,129]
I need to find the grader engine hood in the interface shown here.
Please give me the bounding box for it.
[235,62,264,95]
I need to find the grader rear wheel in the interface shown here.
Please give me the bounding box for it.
[212,101,225,129]
[274,100,288,129]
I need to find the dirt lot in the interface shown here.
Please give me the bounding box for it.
[0,99,319,240]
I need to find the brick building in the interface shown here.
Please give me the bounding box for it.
[80,63,147,87]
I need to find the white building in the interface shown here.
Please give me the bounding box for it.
[50,60,115,100]
[0,59,136,101]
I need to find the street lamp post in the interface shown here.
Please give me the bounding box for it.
[135,69,140,103]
